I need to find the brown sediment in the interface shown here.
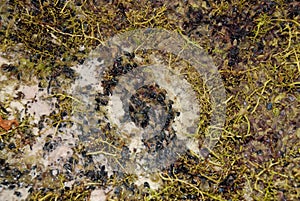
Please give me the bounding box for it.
[0,116,18,132]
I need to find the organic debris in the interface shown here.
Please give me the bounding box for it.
[0,116,18,132]
[0,0,299,200]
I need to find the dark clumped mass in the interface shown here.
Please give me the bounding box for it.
[96,51,180,153]
[0,0,299,200]
[129,83,180,153]
[95,52,138,106]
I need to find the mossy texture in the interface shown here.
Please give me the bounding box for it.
[0,0,299,200]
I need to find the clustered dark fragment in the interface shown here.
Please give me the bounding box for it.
[130,84,180,153]
[0,159,28,196]
[129,83,168,128]
[85,165,108,185]
[47,64,76,94]
[95,52,180,153]
[0,64,21,80]
[42,135,60,153]
[95,51,137,108]
[110,174,152,199]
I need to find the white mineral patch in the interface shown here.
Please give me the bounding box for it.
[107,95,124,125]
[19,85,39,99]
[0,79,54,123]
[0,72,81,199]
[90,188,114,201]
[0,83,16,102]
[0,187,30,201]
[89,189,107,201]
[70,58,104,94]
